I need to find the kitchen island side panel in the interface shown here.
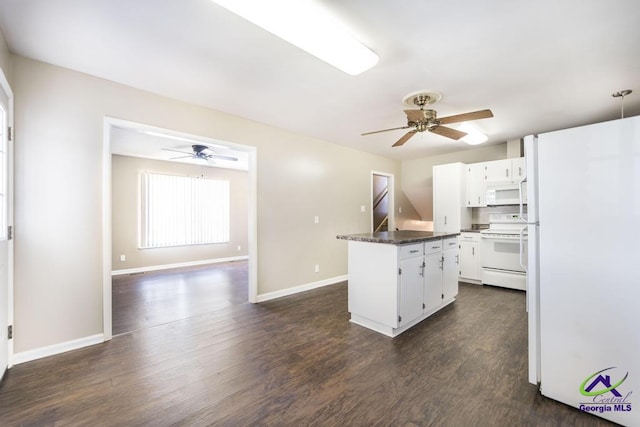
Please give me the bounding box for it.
[347,241,399,328]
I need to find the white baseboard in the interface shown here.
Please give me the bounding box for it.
[256,275,347,303]
[112,255,249,276]
[13,333,105,365]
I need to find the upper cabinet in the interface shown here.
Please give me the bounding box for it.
[433,162,471,232]
[485,158,526,184]
[511,157,526,182]
[466,163,486,207]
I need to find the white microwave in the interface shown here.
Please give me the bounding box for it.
[486,182,527,206]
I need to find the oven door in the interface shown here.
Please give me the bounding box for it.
[480,232,527,273]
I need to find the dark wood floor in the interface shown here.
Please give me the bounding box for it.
[112,261,248,335]
[0,264,615,426]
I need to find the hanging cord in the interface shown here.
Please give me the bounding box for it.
[612,89,632,119]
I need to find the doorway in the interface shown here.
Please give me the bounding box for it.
[371,171,394,232]
[0,68,13,377]
[102,118,258,341]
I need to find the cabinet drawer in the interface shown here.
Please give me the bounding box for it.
[460,232,479,243]
[424,240,443,255]
[443,237,458,251]
[399,243,423,259]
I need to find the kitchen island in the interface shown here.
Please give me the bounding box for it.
[337,231,460,337]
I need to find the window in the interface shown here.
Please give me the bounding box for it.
[140,172,230,248]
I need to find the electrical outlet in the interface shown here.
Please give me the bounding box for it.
[314,216,319,224]
[360,205,366,212]
[120,254,126,262]
[399,207,403,213]
[237,245,242,251]
[314,264,320,273]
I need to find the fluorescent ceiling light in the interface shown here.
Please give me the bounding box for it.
[459,122,488,145]
[211,0,378,75]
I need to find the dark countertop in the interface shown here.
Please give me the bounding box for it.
[461,224,489,233]
[336,230,459,245]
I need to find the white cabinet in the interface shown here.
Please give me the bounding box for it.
[442,237,459,301]
[485,158,512,183]
[466,163,486,207]
[346,236,459,337]
[511,157,526,182]
[424,240,444,313]
[433,162,471,232]
[398,245,425,326]
[459,232,481,283]
[485,158,526,184]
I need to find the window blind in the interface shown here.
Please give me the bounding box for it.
[140,172,230,248]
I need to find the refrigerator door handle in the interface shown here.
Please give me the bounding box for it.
[519,225,528,272]
[519,176,527,222]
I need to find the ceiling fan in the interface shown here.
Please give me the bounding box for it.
[162,144,238,163]
[362,92,494,147]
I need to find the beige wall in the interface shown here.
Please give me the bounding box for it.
[111,155,249,270]
[11,55,419,353]
[401,144,508,220]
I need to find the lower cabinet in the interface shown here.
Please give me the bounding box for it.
[423,241,443,313]
[398,253,425,326]
[347,236,459,337]
[442,237,460,300]
[459,232,481,283]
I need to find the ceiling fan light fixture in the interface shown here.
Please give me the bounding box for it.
[210,0,378,75]
[459,122,488,145]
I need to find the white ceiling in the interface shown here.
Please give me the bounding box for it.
[0,0,638,160]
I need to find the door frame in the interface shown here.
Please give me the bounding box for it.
[101,117,258,340]
[371,171,394,232]
[0,67,14,369]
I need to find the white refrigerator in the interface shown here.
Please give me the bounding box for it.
[524,115,640,426]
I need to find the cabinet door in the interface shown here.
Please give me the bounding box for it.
[442,248,459,300]
[512,157,526,182]
[433,163,470,232]
[459,241,480,280]
[424,252,443,312]
[466,163,486,207]
[485,159,511,183]
[433,164,457,232]
[398,256,425,326]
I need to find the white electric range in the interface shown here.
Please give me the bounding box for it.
[480,213,528,291]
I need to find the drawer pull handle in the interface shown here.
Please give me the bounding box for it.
[409,249,420,253]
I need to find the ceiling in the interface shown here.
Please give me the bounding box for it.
[0,0,638,161]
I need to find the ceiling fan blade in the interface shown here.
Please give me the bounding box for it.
[169,155,194,160]
[404,109,426,122]
[429,125,467,140]
[162,148,193,155]
[362,125,411,136]
[392,130,418,147]
[438,109,493,125]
